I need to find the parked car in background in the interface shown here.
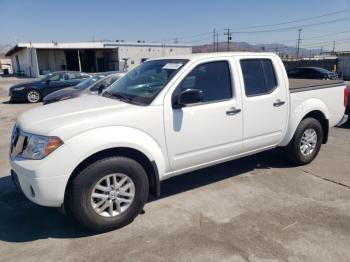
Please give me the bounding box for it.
[287,67,338,80]
[9,71,90,103]
[9,53,348,232]
[43,72,125,105]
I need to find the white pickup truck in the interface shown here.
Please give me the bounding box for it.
[9,52,348,232]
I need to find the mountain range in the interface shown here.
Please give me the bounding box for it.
[192,41,324,58]
[0,44,12,58]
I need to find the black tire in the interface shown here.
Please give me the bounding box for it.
[68,156,149,232]
[26,90,41,103]
[286,118,323,165]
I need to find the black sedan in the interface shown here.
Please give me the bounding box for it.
[43,72,126,105]
[287,67,338,80]
[9,71,90,103]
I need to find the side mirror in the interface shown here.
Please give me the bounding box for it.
[98,84,107,95]
[46,79,51,85]
[174,89,203,108]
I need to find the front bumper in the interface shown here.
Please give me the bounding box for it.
[9,144,78,207]
[9,90,27,102]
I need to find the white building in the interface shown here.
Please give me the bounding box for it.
[5,42,192,77]
[0,58,13,75]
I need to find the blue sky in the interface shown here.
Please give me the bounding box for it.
[1,0,350,50]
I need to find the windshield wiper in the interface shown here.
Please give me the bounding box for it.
[103,91,134,104]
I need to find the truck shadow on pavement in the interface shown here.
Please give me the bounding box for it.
[0,148,291,242]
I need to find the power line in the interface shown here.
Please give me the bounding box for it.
[231,16,350,34]
[182,35,213,44]
[301,37,350,48]
[157,8,350,45]
[229,8,350,30]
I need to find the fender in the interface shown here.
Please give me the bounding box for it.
[279,98,330,147]
[65,126,168,180]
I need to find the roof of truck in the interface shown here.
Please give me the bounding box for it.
[149,52,279,61]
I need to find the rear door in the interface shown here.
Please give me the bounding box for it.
[236,56,288,152]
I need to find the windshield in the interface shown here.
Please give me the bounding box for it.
[74,75,106,90]
[103,59,187,105]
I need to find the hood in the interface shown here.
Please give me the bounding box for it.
[17,95,139,139]
[10,80,42,89]
[43,87,81,104]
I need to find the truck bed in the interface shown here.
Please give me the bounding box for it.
[289,79,345,93]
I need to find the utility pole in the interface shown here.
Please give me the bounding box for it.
[224,28,232,52]
[296,29,302,67]
[320,46,323,55]
[296,29,302,59]
[332,41,336,53]
[216,31,219,52]
[213,29,216,52]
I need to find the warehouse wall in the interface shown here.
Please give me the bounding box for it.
[37,50,66,74]
[10,48,39,77]
[118,46,192,71]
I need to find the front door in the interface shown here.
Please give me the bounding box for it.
[237,57,288,152]
[164,59,243,173]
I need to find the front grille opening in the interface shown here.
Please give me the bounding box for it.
[30,186,35,198]
[22,137,28,152]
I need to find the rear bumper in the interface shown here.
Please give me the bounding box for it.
[337,114,348,126]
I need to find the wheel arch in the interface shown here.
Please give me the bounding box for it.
[301,110,329,144]
[64,147,161,207]
[279,97,330,147]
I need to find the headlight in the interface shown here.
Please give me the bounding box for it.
[12,86,26,91]
[21,134,63,160]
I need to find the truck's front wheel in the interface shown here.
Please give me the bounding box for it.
[68,156,149,232]
[286,118,323,165]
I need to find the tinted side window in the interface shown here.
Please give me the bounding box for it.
[240,59,277,96]
[178,61,232,103]
[67,73,81,80]
[49,73,64,81]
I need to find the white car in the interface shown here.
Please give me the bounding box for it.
[9,52,348,232]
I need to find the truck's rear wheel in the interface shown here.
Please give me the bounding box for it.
[68,156,149,232]
[286,118,323,165]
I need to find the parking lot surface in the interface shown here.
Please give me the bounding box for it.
[0,77,350,262]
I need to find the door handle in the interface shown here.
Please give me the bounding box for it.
[226,107,241,116]
[273,100,285,107]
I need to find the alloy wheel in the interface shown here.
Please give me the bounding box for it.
[90,173,135,217]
